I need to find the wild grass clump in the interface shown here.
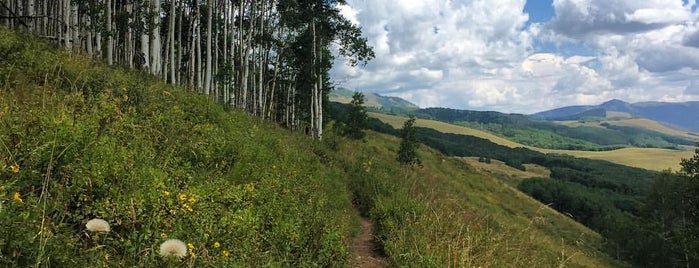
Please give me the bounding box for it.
[0,27,353,267]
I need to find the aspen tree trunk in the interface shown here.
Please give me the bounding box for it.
[126,2,134,68]
[106,0,113,64]
[188,9,196,90]
[86,12,93,57]
[150,0,161,75]
[27,0,35,31]
[71,1,78,51]
[222,0,228,105]
[168,0,176,84]
[196,15,202,91]
[176,4,183,85]
[317,40,323,140]
[311,21,317,138]
[64,0,71,50]
[42,0,47,36]
[140,0,149,70]
[204,0,212,95]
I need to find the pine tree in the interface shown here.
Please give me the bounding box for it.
[345,92,367,139]
[397,116,420,165]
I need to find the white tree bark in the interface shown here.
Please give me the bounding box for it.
[168,0,176,84]
[150,0,161,75]
[106,0,113,64]
[204,0,212,95]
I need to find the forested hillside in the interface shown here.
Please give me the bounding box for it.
[0,0,373,139]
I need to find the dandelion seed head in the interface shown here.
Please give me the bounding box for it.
[85,218,111,233]
[159,239,188,258]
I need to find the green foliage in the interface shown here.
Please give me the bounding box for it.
[344,92,367,140]
[397,116,421,165]
[0,28,354,267]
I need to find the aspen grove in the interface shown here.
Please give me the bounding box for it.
[0,0,373,139]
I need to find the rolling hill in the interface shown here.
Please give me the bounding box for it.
[329,87,419,113]
[535,99,699,132]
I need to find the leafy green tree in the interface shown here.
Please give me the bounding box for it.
[635,148,699,266]
[344,92,367,139]
[397,116,421,165]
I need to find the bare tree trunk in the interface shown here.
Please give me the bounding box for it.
[86,9,93,57]
[106,0,113,64]
[150,0,161,75]
[168,0,176,84]
[204,0,212,95]
[196,14,202,92]
[140,0,149,70]
[70,1,78,51]
[126,1,134,68]
[64,0,71,50]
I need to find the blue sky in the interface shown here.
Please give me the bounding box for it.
[332,0,699,113]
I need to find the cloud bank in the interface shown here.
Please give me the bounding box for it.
[331,0,699,114]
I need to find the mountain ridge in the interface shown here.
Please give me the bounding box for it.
[535,99,699,131]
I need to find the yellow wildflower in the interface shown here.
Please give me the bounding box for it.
[187,243,196,258]
[161,232,168,238]
[122,95,129,101]
[222,250,230,257]
[214,242,220,248]
[104,253,110,261]
[13,192,23,204]
[182,204,193,212]
[187,196,196,204]
[245,183,254,193]
[178,193,187,201]
[163,190,170,197]
[10,163,19,174]
[169,209,177,215]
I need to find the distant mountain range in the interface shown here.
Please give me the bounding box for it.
[534,99,699,131]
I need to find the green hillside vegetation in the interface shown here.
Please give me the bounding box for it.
[370,112,693,171]
[343,103,699,266]
[460,157,551,181]
[414,107,697,151]
[0,28,623,267]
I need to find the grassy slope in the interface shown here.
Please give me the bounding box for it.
[371,112,693,171]
[460,157,551,180]
[0,28,354,267]
[0,28,620,267]
[336,132,619,267]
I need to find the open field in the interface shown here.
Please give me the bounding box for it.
[370,112,694,171]
[541,147,695,172]
[460,157,551,179]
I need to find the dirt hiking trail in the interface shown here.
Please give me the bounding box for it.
[349,217,388,268]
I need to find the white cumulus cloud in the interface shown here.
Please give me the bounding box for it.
[331,0,699,114]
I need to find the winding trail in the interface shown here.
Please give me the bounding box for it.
[349,217,387,268]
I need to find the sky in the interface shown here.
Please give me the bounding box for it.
[330,0,699,114]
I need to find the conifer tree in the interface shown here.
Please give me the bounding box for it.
[397,116,420,165]
[345,92,367,139]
